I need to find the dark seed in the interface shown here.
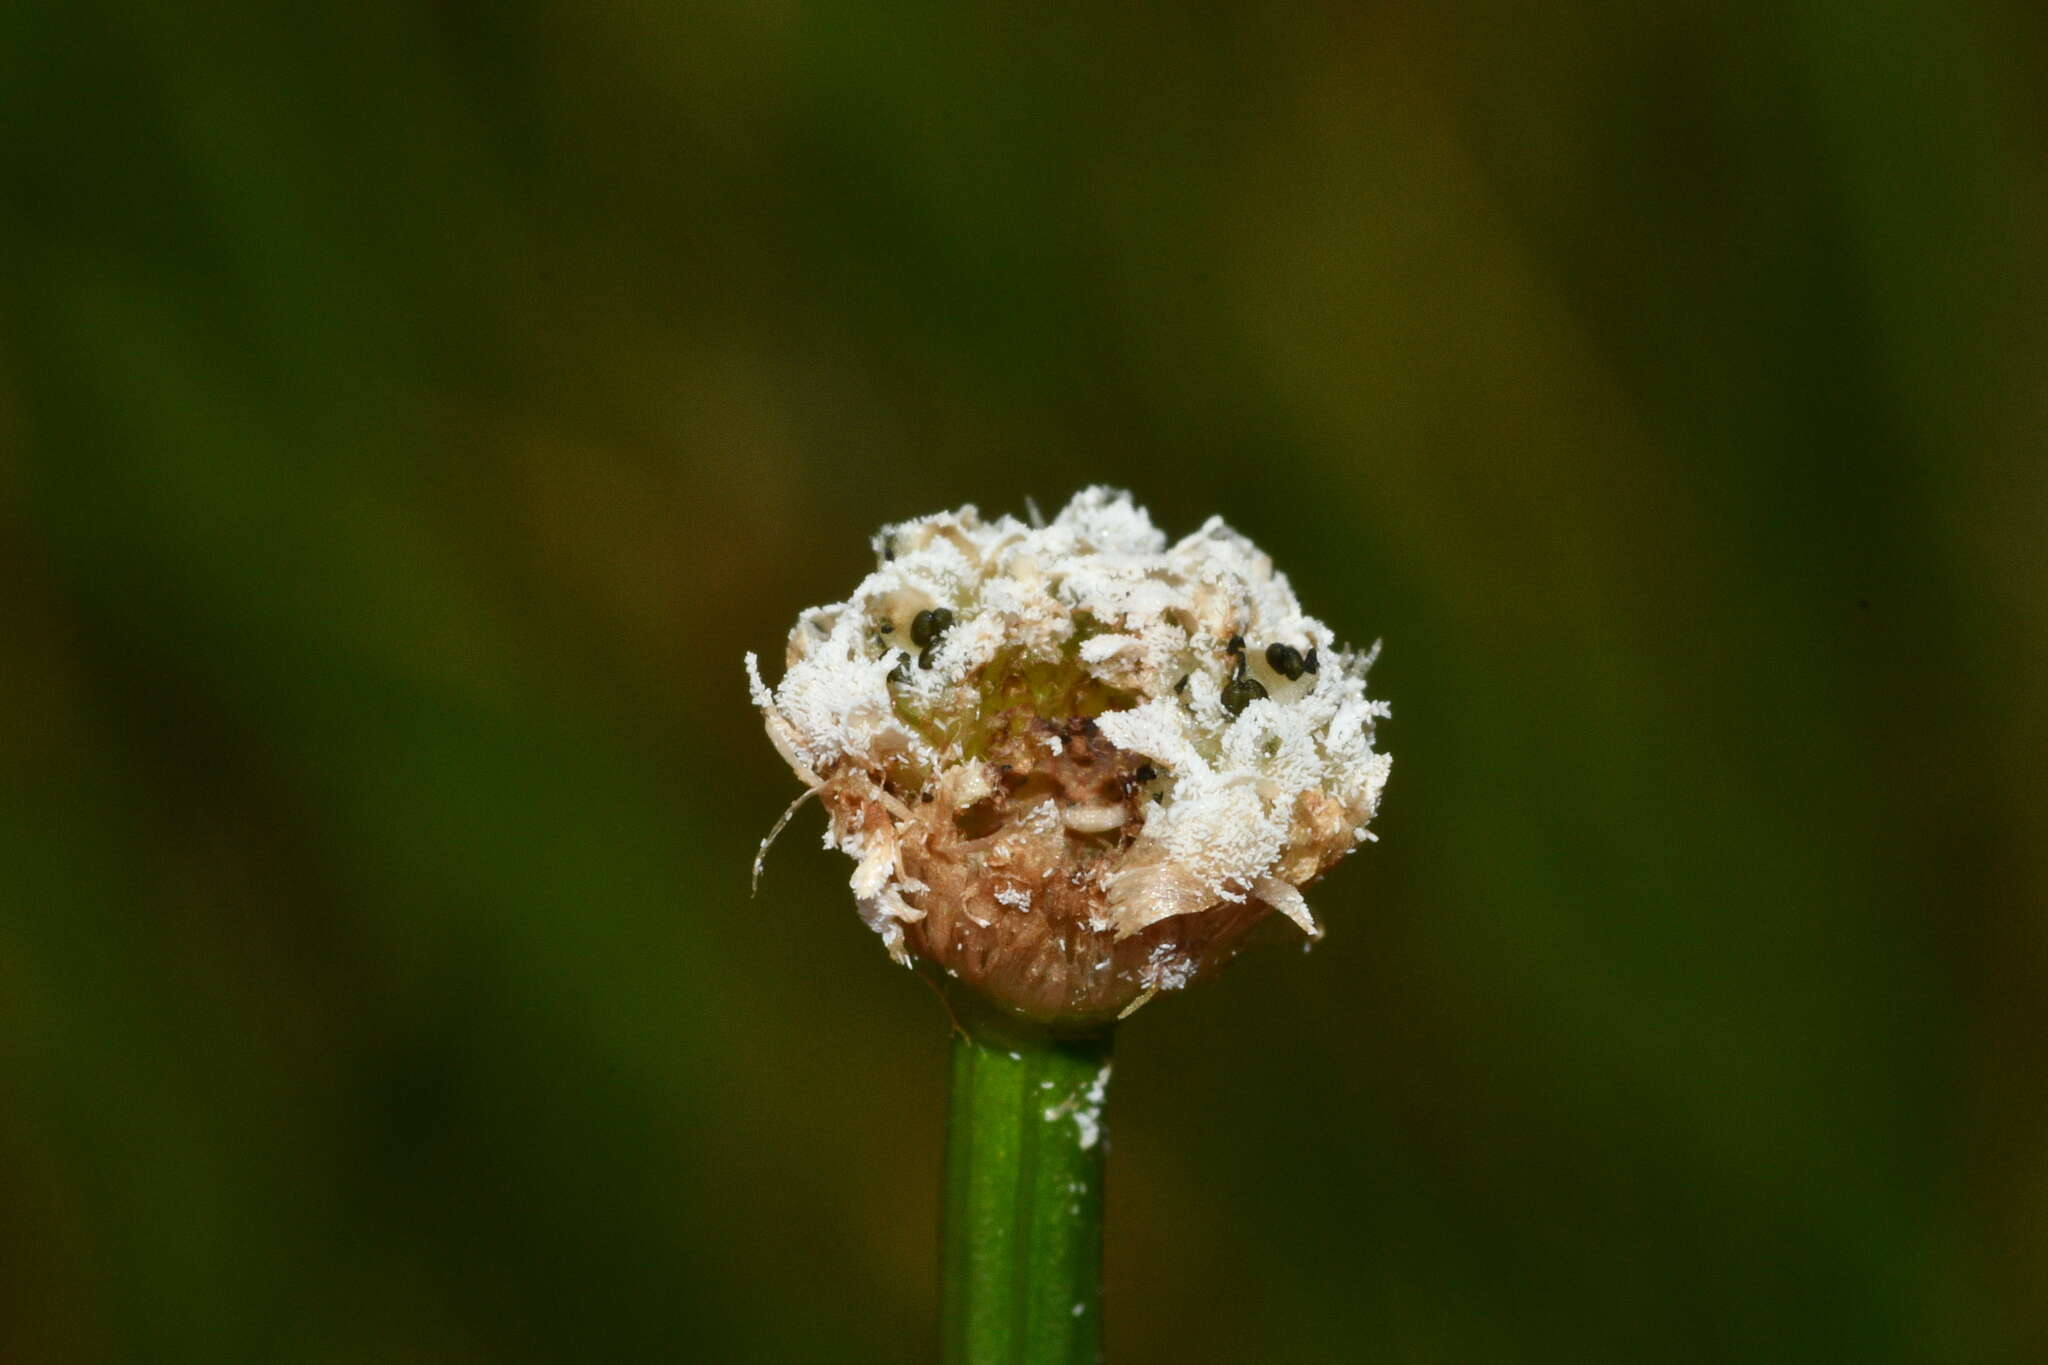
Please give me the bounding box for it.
[1265,642,1305,680]
[918,646,936,669]
[1173,674,1189,693]
[1303,648,1319,674]
[887,654,911,684]
[1134,763,1157,783]
[1221,675,1267,716]
[1225,633,1245,655]
[911,606,954,648]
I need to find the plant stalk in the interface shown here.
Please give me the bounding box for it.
[940,997,1114,1365]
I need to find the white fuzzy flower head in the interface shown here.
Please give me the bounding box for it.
[747,488,1391,1027]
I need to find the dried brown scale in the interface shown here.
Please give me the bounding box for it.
[879,720,1242,1023]
[790,713,1357,1026]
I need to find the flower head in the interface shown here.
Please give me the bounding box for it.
[748,488,1390,1026]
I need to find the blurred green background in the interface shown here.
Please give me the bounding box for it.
[3,2,2044,1361]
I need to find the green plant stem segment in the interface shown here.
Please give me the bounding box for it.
[941,1001,1114,1365]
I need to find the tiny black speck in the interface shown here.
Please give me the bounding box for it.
[1221,674,1268,716]
[911,606,955,648]
[1265,642,1304,680]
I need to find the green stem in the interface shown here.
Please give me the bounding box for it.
[941,997,1114,1365]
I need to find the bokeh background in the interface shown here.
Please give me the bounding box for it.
[4,2,2044,1361]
